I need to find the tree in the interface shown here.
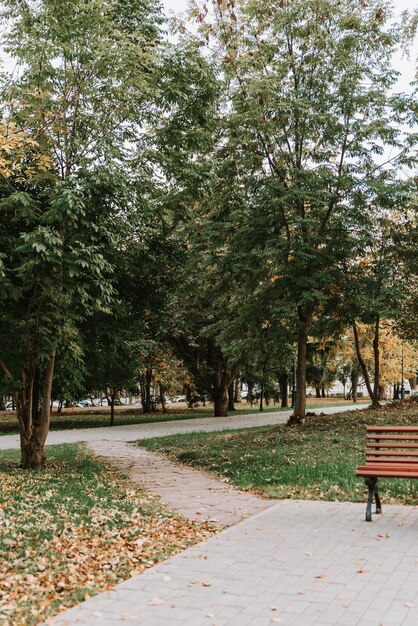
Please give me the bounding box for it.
[0,169,118,465]
[0,0,162,466]
[190,0,417,421]
[81,308,141,425]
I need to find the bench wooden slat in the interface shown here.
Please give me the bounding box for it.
[357,470,418,478]
[366,450,418,458]
[365,458,418,465]
[358,463,418,471]
[366,426,418,432]
[366,434,418,442]
[366,442,418,449]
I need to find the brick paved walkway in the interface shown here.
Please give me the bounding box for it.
[46,500,418,626]
[88,440,275,526]
[6,402,413,626]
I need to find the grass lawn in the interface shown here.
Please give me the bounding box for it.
[0,397,368,436]
[0,444,214,626]
[139,401,418,506]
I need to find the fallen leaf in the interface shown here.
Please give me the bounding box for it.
[148,598,165,606]
[315,573,328,579]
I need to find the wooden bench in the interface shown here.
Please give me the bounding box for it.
[356,426,418,522]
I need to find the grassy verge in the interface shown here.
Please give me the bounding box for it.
[0,444,215,626]
[139,401,418,506]
[0,398,368,436]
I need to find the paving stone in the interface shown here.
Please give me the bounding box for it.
[43,499,418,626]
[19,406,418,626]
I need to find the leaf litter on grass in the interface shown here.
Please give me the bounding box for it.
[0,444,215,626]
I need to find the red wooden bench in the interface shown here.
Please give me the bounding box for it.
[356,426,418,522]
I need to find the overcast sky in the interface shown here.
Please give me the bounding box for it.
[162,0,417,92]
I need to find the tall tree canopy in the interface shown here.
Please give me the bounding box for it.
[189,0,417,419]
[0,0,163,466]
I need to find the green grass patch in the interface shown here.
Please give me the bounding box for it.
[0,444,214,626]
[139,402,418,505]
[0,398,367,436]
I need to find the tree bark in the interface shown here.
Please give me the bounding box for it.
[140,368,153,413]
[290,305,313,422]
[372,318,380,404]
[110,398,115,426]
[279,373,288,408]
[234,378,242,403]
[213,370,229,417]
[19,349,56,468]
[351,369,359,402]
[213,388,228,416]
[259,376,264,412]
[228,383,235,411]
[352,321,380,408]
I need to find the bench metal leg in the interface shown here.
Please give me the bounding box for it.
[365,477,380,521]
[375,481,382,514]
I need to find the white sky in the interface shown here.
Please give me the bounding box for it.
[162,0,418,92]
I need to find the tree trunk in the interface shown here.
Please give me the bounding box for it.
[234,378,242,403]
[19,349,56,468]
[352,321,380,408]
[213,388,228,416]
[351,368,359,402]
[315,387,321,398]
[160,385,166,412]
[228,383,235,411]
[290,305,313,423]
[213,370,229,417]
[378,385,386,401]
[110,398,115,426]
[372,318,381,405]
[321,388,326,398]
[140,368,153,413]
[259,376,265,412]
[279,373,288,408]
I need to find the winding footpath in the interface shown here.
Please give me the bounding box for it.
[4,404,418,626]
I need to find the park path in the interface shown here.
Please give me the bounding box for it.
[88,439,276,526]
[47,500,418,626]
[0,403,365,450]
[28,400,418,626]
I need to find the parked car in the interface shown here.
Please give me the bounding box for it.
[170,395,186,403]
[75,399,94,407]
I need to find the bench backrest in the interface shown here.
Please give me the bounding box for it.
[365,426,418,465]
